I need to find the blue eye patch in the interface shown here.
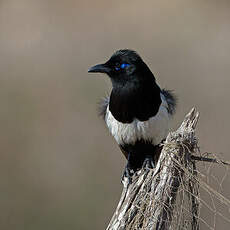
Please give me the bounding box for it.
[115,63,130,71]
[120,63,130,69]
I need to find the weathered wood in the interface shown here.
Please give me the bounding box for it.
[107,108,200,230]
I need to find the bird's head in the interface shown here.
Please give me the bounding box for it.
[88,49,155,87]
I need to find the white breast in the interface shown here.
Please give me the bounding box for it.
[105,94,170,146]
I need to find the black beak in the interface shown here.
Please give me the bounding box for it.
[88,64,111,74]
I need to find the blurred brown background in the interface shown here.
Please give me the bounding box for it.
[0,0,229,229]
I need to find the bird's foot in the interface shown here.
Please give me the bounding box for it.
[121,163,134,185]
[142,154,155,170]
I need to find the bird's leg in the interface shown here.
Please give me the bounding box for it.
[122,152,156,184]
[121,165,132,185]
[121,153,134,184]
[142,154,155,169]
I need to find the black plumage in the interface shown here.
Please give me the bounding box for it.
[98,89,176,121]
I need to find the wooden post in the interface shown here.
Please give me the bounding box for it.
[107,108,200,230]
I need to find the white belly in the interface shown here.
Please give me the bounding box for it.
[105,94,170,145]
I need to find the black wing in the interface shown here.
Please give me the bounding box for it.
[161,89,177,115]
[98,96,109,120]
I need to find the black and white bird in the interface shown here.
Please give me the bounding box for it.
[88,49,176,181]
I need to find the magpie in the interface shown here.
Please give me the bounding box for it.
[88,49,176,182]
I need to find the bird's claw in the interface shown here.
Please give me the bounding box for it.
[142,155,155,170]
[121,164,134,185]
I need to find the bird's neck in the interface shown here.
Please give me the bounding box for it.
[109,80,162,123]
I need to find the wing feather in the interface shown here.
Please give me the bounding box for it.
[161,89,177,115]
[98,96,109,120]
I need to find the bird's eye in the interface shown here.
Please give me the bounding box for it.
[120,63,130,69]
[115,63,130,71]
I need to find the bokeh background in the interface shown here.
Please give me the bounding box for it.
[0,0,229,229]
